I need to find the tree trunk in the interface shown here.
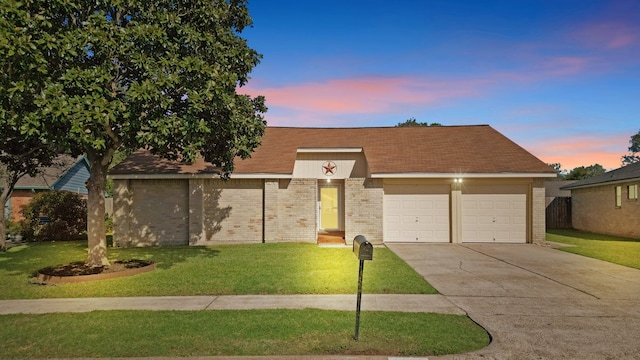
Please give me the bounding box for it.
[85,152,110,267]
[0,211,6,251]
[0,182,12,251]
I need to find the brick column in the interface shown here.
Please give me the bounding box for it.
[345,178,383,245]
[450,181,463,244]
[188,179,204,245]
[531,179,546,244]
[263,179,279,242]
[112,179,131,247]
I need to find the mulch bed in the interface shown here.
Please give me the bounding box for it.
[34,259,155,284]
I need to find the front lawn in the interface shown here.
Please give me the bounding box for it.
[546,229,640,269]
[0,309,490,358]
[0,242,491,358]
[0,241,437,299]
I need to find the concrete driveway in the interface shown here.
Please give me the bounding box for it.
[387,243,640,359]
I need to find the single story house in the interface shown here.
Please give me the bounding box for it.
[109,125,556,246]
[561,161,640,239]
[5,155,90,221]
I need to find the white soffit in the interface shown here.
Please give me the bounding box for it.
[372,172,557,179]
[108,173,292,180]
[297,147,363,153]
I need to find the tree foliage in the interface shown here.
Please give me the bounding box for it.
[621,129,640,166]
[547,163,563,176]
[1,0,267,265]
[0,132,59,250]
[564,164,606,180]
[396,118,442,127]
[0,2,62,250]
[20,191,87,242]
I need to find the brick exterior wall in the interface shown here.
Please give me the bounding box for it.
[572,183,640,239]
[200,179,263,244]
[531,179,547,244]
[345,178,383,245]
[112,180,131,246]
[274,178,317,242]
[263,179,279,242]
[188,179,204,245]
[8,190,34,222]
[113,179,189,246]
[114,178,264,246]
[112,174,551,246]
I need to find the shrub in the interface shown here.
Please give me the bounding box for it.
[21,191,87,241]
[5,220,22,234]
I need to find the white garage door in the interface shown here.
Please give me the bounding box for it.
[462,194,526,243]
[384,185,450,243]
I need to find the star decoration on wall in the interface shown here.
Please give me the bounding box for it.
[322,161,337,176]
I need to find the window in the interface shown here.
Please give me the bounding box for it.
[629,184,638,200]
[615,186,622,207]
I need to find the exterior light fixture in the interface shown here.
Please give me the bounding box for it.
[454,178,463,183]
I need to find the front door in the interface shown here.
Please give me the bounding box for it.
[319,186,340,230]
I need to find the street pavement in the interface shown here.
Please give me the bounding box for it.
[1,242,639,359]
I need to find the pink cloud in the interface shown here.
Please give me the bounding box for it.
[527,133,629,170]
[537,56,591,76]
[242,76,487,116]
[571,21,638,50]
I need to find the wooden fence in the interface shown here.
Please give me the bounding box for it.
[546,197,572,229]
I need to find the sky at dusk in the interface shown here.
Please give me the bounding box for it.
[240,0,640,171]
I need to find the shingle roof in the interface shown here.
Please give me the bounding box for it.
[561,161,640,190]
[15,155,85,189]
[110,125,555,176]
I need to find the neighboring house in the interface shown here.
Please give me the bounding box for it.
[6,156,90,221]
[109,125,556,247]
[561,162,640,239]
[545,180,576,229]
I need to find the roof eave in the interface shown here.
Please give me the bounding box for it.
[13,186,51,191]
[371,172,557,179]
[108,173,293,180]
[562,177,640,190]
[297,147,363,153]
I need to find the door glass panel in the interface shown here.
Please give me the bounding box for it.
[320,187,339,229]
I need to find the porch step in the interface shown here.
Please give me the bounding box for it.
[317,231,345,245]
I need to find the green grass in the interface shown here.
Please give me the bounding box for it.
[546,229,640,269]
[0,309,490,358]
[0,241,437,299]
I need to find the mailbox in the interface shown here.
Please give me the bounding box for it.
[353,235,373,261]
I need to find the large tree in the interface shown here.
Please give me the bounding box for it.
[396,118,442,127]
[1,2,62,250]
[564,164,606,180]
[0,132,59,251]
[547,163,564,179]
[621,129,640,166]
[1,0,266,266]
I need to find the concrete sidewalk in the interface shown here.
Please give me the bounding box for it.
[0,294,465,315]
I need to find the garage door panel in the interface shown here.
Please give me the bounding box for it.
[462,194,526,243]
[478,201,494,210]
[435,215,449,225]
[384,190,450,243]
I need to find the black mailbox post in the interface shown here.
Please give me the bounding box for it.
[352,235,373,340]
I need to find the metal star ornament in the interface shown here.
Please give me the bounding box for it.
[322,161,337,176]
